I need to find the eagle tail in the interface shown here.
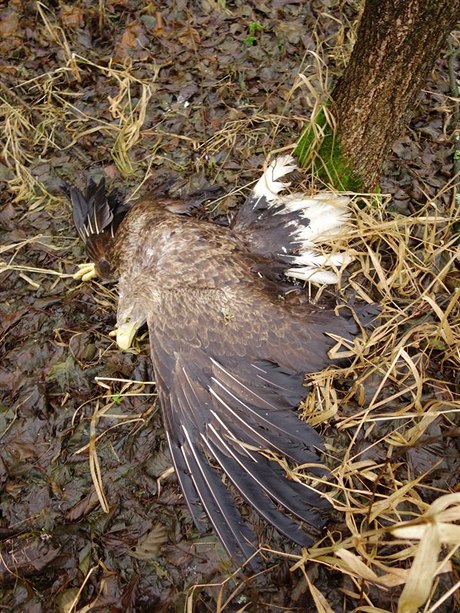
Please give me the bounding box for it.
[232,155,354,285]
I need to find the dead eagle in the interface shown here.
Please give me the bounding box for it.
[65,155,363,566]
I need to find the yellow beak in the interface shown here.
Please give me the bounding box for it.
[115,321,139,350]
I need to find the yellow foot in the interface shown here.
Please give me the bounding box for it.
[73,262,97,282]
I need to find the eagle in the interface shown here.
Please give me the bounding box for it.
[65,155,365,567]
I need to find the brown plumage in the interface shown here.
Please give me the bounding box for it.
[66,156,367,566]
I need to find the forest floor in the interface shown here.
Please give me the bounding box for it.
[0,1,459,612]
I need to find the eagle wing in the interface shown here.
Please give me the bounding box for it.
[145,286,356,565]
[63,177,128,279]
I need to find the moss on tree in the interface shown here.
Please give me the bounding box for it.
[294,108,362,192]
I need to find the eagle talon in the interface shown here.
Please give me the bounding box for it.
[73,262,97,281]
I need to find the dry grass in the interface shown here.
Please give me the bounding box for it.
[292,188,460,613]
[1,3,459,613]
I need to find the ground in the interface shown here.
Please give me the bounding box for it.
[0,1,459,612]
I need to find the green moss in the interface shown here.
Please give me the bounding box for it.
[294,108,363,192]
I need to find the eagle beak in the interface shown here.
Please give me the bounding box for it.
[115,321,138,350]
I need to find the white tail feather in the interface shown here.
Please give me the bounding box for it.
[287,268,342,284]
[252,155,297,201]
[286,251,354,284]
[288,198,351,245]
[251,156,355,285]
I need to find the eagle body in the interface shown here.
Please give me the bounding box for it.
[67,156,363,565]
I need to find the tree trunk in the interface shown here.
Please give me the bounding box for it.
[296,0,460,192]
[295,0,460,191]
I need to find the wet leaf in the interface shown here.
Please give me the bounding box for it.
[60,5,84,28]
[129,523,169,560]
[0,10,19,37]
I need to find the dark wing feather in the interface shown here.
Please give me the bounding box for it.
[68,177,111,242]
[160,355,258,565]
[145,288,349,564]
[207,359,325,469]
[230,162,305,270]
[206,439,324,546]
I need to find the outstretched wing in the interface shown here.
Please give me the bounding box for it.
[145,288,357,566]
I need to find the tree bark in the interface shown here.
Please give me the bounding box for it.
[332,0,460,192]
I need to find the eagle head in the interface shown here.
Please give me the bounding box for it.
[115,284,148,350]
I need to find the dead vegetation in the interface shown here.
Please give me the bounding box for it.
[0,2,459,612]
